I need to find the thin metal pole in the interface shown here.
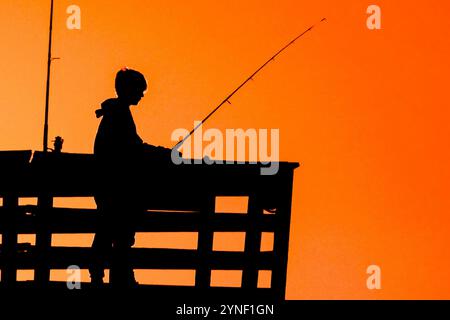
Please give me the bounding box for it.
[172,18,327,150]
[43,0,54,153]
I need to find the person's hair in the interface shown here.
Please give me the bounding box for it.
[115,67,147,97]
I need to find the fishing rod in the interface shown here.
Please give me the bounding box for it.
[172,17,327,151]
[43,0,54,153]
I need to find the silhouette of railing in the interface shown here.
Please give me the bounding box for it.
[0,150,298,300]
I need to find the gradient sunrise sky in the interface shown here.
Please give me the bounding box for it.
[1,0,449,299]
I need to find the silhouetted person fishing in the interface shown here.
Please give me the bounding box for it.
[89,68,172,287]
[87,19,326,288]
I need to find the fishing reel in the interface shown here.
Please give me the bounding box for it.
[47,136,64,153]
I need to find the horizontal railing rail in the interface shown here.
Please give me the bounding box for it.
[0,150,298,301]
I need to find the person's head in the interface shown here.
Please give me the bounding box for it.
[115,67,147,105]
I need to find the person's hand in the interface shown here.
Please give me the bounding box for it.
[156,146,172,154]
[143,144,171,159]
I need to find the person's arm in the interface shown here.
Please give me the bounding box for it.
[143,143,182,160]
[143,143,167,152]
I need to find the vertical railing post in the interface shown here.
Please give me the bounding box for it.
[2,194,19,287]
[242,193,263,290]
[271,171,295,301]
[195,193,215,289]
[35,194,53,287]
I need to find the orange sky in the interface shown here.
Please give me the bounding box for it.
[1,0,450,299]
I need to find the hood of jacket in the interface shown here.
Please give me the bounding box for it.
[95,98,125,118]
